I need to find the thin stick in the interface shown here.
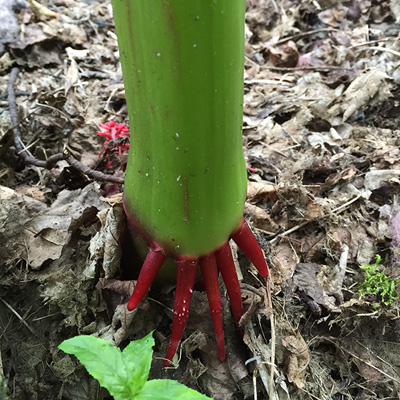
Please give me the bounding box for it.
[269,194,362,244]
[66,153,124,183]
[331,194,362,213]
[261,65,352,72]
[356,46,400,58]
[7,67,124,184]
[35,102,72,121]
[274,27,338,45]
[349,37,393,49]
[0,297,36,336]
[244,79,293,87]
[260,141,288,158]
[7,68,60,168]
[253,367,258,400]
[266,279,275,400]
[342,347,400,385]
[269,220,310,245]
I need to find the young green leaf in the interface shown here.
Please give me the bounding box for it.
[0,375,10,400]
[122,331,155,390]
[58,332,154,400]
[136,379,212,400]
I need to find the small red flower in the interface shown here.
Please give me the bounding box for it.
[97,121,130,141]
[97,121,130,169]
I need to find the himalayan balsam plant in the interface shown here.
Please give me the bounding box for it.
[112,0,270,365]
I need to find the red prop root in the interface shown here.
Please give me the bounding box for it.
[127,218,269,367]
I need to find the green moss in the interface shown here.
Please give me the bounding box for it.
[358,255,400,307]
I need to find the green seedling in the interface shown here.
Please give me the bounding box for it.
[358,255,400,308]
[58,332,211,400]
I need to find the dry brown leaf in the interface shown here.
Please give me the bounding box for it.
[282,330,309,388]
[318,5,348,27]
[323,167,358,188]
[270,243,298,288]
[9,22,49,49]
[391,0,400,22]
[333,70,390,122]
[187,294,244,399]
[1,185,47,270]
[40,18,87,46]
[363,169,400,200]
[0,52,13,73]
[305,199,322,220]
[268,41,299,68]
[29,0,58,19]
[15,184,50,202]
[64,59,79,96]
[245,0,280,41]
[244,202,280,233]
[96,278,136,345]
[25,183,106,269]
[89,204,124,279]
[246,180,278,203]
[293,263,339,312]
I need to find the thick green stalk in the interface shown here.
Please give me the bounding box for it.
[112,0,247,257]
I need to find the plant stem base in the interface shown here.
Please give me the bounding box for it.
[124,206,269,366]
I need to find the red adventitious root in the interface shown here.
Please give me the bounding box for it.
[215,242,243,325]
[231,220,269,277]
[199,254,225,362]
[127,244,166,311]
[164,258,198,366]
[127,218,269,366]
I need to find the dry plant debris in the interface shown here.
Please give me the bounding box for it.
[1,0,400,399]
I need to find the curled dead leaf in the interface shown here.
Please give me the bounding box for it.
[267,41,299,68]
[247,181,278,203]
[29,0,58,19]
[282,330,309,388]
[244,202,280,233]
[293,263,339,312]
[330,70,390,122]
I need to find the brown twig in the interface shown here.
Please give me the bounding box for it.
[274,27,338,45]
[7,67,124,184]
[260,65,352,72]
[66,154,124,183]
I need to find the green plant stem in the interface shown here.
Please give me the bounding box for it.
[112,0,247,257]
